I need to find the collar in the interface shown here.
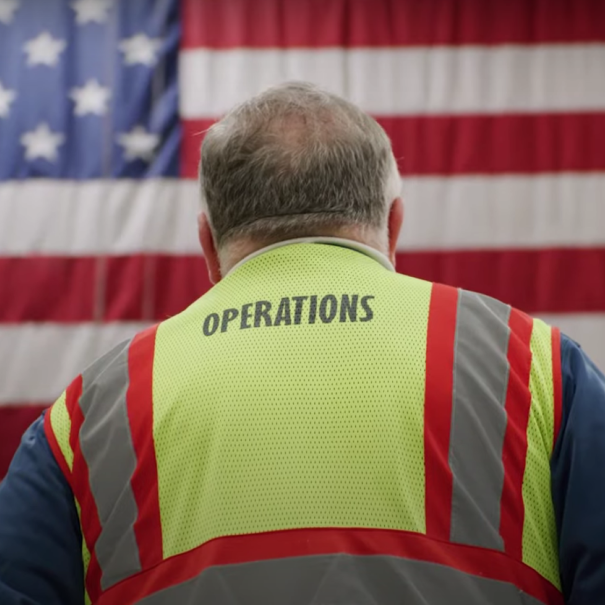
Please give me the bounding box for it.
[226,236,396,276]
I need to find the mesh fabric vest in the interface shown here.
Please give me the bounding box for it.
[45,242,564,605]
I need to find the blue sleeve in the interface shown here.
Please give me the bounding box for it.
[552,335,605,604]
[0,414,84,605]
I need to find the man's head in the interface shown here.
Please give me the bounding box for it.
[198,81,403,282]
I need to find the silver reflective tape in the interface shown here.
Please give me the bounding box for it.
[138,552,545,605]
[449,292,511,550]
[78,339,142,588]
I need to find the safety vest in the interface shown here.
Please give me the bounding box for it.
[44,242,563,605]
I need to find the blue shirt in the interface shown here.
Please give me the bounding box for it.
[1,333,604,604]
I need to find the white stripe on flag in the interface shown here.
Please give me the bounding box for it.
[2,176,605,255]
[179,45,605,118]
[399,174,605,250]
[0,179,200,255]
[0,323,150,404]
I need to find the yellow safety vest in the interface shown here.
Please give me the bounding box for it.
[44,242,563,604]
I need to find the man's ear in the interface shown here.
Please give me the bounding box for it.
[198,213,222,284]
[387,197,404,267]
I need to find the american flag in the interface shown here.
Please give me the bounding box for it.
[0,0,604,477]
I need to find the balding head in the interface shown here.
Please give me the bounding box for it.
[198,82,402,277]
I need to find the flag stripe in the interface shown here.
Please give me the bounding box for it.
[396,249,605,314]
[3,176,605,256]
[0,405,49,478]
[0,323,151,405]
[0,178,197,255]
[2,249,604,324]
[179,46,605,119]
[182,0,605,48]
[183,113,605,177]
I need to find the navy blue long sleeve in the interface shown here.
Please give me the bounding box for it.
[0,414,83,605]
[552,336,605,603]
[1,335,605,604]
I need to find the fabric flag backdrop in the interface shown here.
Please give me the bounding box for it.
[0,0,604,477]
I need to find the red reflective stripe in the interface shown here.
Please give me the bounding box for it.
[551,328,563,449]
[64,375,103,602]
[43,409,72,484]
[423,283,458,540]
[126,325,163,569]
[98,527,563,605]
[499,309,534,559]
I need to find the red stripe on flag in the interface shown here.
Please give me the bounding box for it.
[0,255,212,323]
[0,257,96,322]
[181,120,210,178]
[552,328,563,449]
[182,0,605,48]
[98,527,562,605]
[182,114,605,178]
[0,405,48,479]
[396,248,605,315]
[64,375,103,601]
[423,283,458,540]
[126,325,164,569]
[152,255,212,319]
[2,249,603,323]
[499,309,534,560]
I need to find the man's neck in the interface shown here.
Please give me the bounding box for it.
[219,228,388,276]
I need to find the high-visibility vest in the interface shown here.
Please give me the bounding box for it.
[44,242,563,605]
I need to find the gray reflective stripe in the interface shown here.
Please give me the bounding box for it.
[449,291,511,550]
[78,339,141,589]
[138,553,545,605]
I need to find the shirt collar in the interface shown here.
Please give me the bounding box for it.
[226,236,396,276]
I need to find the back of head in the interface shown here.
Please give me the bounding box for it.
[199,81,400,250]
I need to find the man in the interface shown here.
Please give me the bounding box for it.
[1,81,604,605]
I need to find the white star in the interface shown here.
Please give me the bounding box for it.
[0,0,19,25]
[119,33,162,66]
[117,126,159,161]
[21,123,65,162]
[70,79,111,116]
[71,0,112,25]
[23,32,66,67]
[0,81,16,118]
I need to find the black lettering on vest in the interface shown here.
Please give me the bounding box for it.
[240,303,253,329]
[340,294,359,322]
[254,301,273,327]
[221,308,239,332]
[360,295,375,322]
[274,297,292,326]
[203,313,219,336]
[319,294,337,323]
[292,296,308,325]
[308,295,318,324]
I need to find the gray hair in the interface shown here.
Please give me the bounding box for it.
[199,81,401,248]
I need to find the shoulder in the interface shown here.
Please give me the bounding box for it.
[558,333,605,423]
